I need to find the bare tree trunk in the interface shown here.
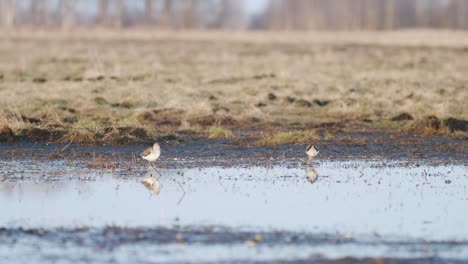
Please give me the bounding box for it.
[75,0,84,26]
[340,0,355,30]
[30,0,39,26]
[456,0,468,29]
[439,0,452,28]
[98,0,109,26]
[267,0,283,30]
[293,0,313,30]
[364,0,378,30]
[464,0,468,29]
[216,0,245,29]
[191,0,201,28]
[2,0,15,28]
[415,0,426,27]
[114,0,123,28]
[350,0,360,30]
[145,0,153,25]
[159,0,173,28]
[363,0,370,29]
[229,0,245,29]
[309,0,323,30]
[283,0,292,30]
[384,0,395,29]
[349,0,365,30]
[184,0,199,29]
[61,0,75,29]
[217,0,230,28]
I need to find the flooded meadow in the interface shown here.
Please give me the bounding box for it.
[0,140,467,263]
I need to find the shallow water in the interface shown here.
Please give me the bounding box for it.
[0,160,467,262]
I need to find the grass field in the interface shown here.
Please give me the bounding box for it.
[0,30,467,144]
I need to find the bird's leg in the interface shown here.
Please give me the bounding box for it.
[150,161,162,177]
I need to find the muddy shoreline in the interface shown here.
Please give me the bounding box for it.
[1,132,466,167]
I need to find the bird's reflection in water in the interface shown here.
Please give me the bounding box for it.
[307,166,318,184]
[142,175,187,205]
[143,177,161,195]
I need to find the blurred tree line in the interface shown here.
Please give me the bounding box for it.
[263,0,468,30]
[0,0,467,30]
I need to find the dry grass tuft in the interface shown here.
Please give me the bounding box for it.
[406,116,442,133]
[403,116,468,137]
[391,113,414,121]
[136,109,185,127]
[102,126,150,145]
[58,129,96,144]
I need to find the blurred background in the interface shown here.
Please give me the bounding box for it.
[0,0,467,30]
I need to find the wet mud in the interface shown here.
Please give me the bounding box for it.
[0,132,466,171]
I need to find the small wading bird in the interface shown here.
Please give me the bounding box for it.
[306,144,319,164]
[141,143,161,176]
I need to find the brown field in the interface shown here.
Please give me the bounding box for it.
[0,30,467,145]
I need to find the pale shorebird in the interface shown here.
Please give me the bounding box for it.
[306,144,319,164]
[141,143,161,176]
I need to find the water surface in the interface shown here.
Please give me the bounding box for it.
[0,160,467,262]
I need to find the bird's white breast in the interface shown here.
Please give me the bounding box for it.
[307,147,318,157]
[142,152,159,161]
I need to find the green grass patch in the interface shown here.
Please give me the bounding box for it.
[255,130,319,147]
[208,126,234,139]
[93,97,109,105]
